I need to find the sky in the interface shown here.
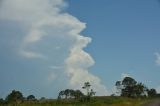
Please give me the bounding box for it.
[0,0,160,99]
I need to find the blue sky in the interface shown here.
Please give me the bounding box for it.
[67,0,160,92]
[0,0,160,98]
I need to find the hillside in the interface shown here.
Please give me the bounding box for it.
[2,96,159,106]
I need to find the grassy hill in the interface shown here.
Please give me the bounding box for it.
[5,96,158,106]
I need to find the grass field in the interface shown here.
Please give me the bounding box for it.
[6,96,157,106]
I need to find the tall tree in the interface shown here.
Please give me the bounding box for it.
[82,82,91,96]
[64,89,70,99]
[147,88,157,97]
[82,82,96,102]
[27,95,36,101]
[115,81,122,95]
[115,77,147,98]
[58,89,84,100]
[0,98,4,104]
[6,90,24,104]
[74,90,84,100]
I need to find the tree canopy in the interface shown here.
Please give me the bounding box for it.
[5,90,24,103]
[115,77,149,98]
[27,95,36,101]
[58,89,84,100]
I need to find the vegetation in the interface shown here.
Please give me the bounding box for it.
[26,95,36,101]
[58,89,84,100]
[5,90,24,105]
[115,76,157,98]
[0,79,159,106]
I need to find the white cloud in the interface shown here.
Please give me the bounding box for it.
[0,0,109,96]
[155,52,160,66]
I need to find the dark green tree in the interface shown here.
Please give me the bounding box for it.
[82,82,91,96]
[58,89,84,100]
[27,95,36,101]
[115,81,122,95]
[0,98,4,104]
[40,97,46,101]
[64,89,70,99]
[121,77,137,97]
[82,82,96,102]
[147,88,157,97]
[89,89,96,96]
[122,77,137,87]
[74,90,84,100]
[58,90,65,99]
[134,83,147,97]
[6,90,24,104]
[115,77,147,98]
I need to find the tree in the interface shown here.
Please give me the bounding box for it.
[6,90,24,104]
[147,88,157,97]
[89,89,96,96]
[0,98,4,104]
[74,90,84,100]
[115,77,147,98]
[27,95,36,101]
[58,90,65,99]
[58,89,84,100]
[82,82,91,96]
[64,89,70,99]
[115,81,122,95]
[134,83,147,97]
[121,77,137,97]
[82,82,96,102]
[40,97,46,101]
[122,77,137,88]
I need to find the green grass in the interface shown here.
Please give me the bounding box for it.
[2,96,157,106]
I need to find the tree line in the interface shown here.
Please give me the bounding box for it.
[115,77,158,98]
[0,77,159,105]
[58,82,96,102]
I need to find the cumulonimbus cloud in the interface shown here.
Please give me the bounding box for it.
[0,0,108,96]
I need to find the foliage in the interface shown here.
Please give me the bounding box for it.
[82,82,96,102]
[26,95,36,101]
[5,90,24,104]
[58,89,84,100]
[1,80,159,106]
[147,88,157,97]
[0,98,4,104]
[115,77,148,98]
[2,96,155,106]
[82,82,91,96]
[82,82,96,96]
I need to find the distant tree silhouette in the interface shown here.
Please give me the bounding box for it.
[27,95,36,101]
[64,89,70,99]
[115,81,122,95]
[0,98,4,104]
[74,90,84,100]
[6,90,24,104]
[90,89,96,97]
[82,82,96,101]
[40,97,46,101]
[115,77,147,98]
[82,82,91,96]
[58,90,65,99]
[147,88,157,97]
[58,89,84,100]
